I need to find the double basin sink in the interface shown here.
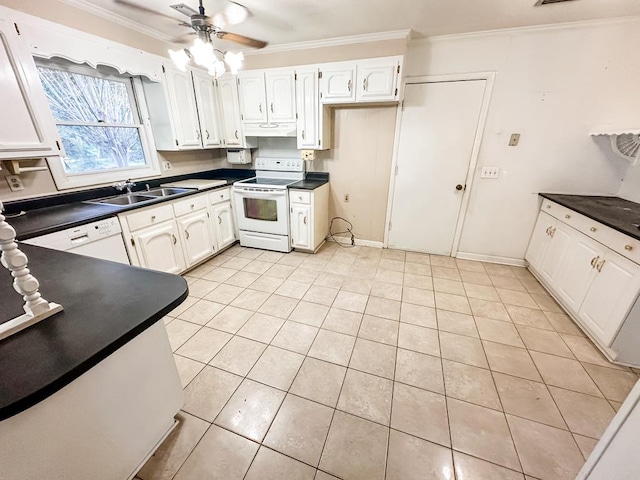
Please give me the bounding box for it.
[86,188,192,206]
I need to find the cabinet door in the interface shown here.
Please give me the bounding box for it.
[356,59,399,102]
[191,69,223,148]
[217,75,243,146]
[525,212,555,271]
[133,221,185,274]
[178,210,216,267]
[539,222,573,286]
[296,70,318,149]
[578,250,640,346]
[265,69,296,123]
[291,204,312,250]
[238,72,267,123]
[554,233,604,313]
[212,201,236,249]
[0,18,57,159]
[320,64,356,103]
[164,64,202,149]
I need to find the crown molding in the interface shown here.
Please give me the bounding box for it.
[58,0,174,43]
[409,14,640,45]
[242,29,412,56]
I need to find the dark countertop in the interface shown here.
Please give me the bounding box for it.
[5,168,255,241]
[289,172,330,190]
[540,194,640,241]
[0,244,188,421]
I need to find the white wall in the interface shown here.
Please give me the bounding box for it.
[618,156,640,203]
[405,17,640,262]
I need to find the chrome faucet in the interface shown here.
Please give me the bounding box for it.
[114,179,136,194]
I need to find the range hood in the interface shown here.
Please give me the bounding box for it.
[243,123,297,138]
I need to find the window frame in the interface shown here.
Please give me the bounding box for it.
[35,58,161,190]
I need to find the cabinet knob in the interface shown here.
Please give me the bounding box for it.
[455,184,463,191]
[191,204,195,209]
[151,215,157,221]
[625,245,633,251]
[546,205,551,209]
[590,227,597,232]
[565,214,571,219]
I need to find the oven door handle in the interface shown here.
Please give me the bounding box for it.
[234,190,287,198]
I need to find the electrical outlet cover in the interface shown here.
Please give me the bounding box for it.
[301,150,316,161]
[480,167,500,179]
[6,175,24,191]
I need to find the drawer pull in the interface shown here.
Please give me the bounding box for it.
[565,214,571,219]
[590,256,600,268]
[151,215,157,221]
[596,259,606,272]
[191,204,195,209]
[625,245,633,251]
[590,227,597,232]
[546,205,551,209]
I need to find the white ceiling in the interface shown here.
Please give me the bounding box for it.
[71,0,640,50]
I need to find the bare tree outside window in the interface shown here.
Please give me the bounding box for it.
[37,65,146,174]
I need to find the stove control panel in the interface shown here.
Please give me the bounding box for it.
[255,158,305,172]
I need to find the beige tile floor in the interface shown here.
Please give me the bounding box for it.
[137,243,640,480]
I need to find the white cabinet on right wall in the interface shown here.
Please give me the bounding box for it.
[209,187,236,251]
[289,184,330,253]
[295,68,330,150]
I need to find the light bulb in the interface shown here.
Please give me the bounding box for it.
[168,49,190,71]
[208,60,226,78]
[224,1,249,25]
[224,51,244,75]
[189,38,215,68]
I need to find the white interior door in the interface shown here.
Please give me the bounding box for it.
[389,80,486,255]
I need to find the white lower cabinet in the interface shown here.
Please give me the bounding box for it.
[526,198,640,361]
[132,221,185,274]
[289,185,329,253]
[211,202,236,249]
[177,210,216,267]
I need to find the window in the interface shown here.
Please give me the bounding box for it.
[36,60,159,189]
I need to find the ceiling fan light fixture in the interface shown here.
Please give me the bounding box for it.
[224,51,244,74]
[208,59,227,78]
[168,48,190,71]
[189,38,216,68]
[224,2,249,24]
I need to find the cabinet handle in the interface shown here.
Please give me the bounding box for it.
[590,256,599,268]
[259,103,263,113]
[270,102,274,113]
[590,227,597,232]
[303,216,307,225]
[235,130,239,139]
[625,245,633,251]
[596,259,606,272]
[196,130,201,139]
[565,214,571,219]
[301,130,305,140]
[205,130,210,139]
[151,215,157,221]
[549,227,556,238]
[172,234,177,245]
[363,78,368,91]
[185,230,190,240]
[545,227,551,236]
[218,216,222,224]
[347,79,352,92]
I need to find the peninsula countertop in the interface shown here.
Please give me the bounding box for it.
[0,244,188,421]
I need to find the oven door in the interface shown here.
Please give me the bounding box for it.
[233,187,289,236]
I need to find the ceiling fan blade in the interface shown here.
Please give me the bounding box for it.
[169,33,196,45]
[113,0,180,22]
[216,31,267,49]
[169,3,199,18]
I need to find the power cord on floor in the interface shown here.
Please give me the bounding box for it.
[327,217,356,248]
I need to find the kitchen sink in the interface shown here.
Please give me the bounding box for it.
[145,187,192,197]
[86,194,156,206]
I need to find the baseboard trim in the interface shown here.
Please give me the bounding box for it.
[328,236,384,249]
[456,251,526,267]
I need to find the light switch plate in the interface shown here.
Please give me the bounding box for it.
[481,167,500,179]
[301,150,316,161]
[6,175,24,191]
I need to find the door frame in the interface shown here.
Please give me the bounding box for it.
[383,72,496,256]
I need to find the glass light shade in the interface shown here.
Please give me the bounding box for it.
[189,38,216,68]
[224,2,249,24]
[224,51,244,75]
[168,49,190,72]
[208,60,226,78]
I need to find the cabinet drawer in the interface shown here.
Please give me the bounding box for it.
[606,230,640,265]
[290,190,311,204]
[125,204,174,232]
[173,194,208,217]
[209,188,231,205]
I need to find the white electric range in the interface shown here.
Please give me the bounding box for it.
[232,158,305,252]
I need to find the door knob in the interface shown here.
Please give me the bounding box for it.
[455,184,463,191]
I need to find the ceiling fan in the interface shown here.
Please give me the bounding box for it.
[114,0,268,76]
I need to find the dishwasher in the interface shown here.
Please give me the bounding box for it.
[22,217,130,264]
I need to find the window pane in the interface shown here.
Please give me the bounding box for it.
[37,66,135,124]
[58,125,145,174]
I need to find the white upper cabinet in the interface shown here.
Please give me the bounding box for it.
[0,18,57,159]
[217,75,245,147]
[191,69,223,148]
[356,57,401,102]
[295,68,330,150]
[265,70,297,123]
[163,64,202,149]
[238,71,267,123]
[320,56,402,104]
[320,64,356,103]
